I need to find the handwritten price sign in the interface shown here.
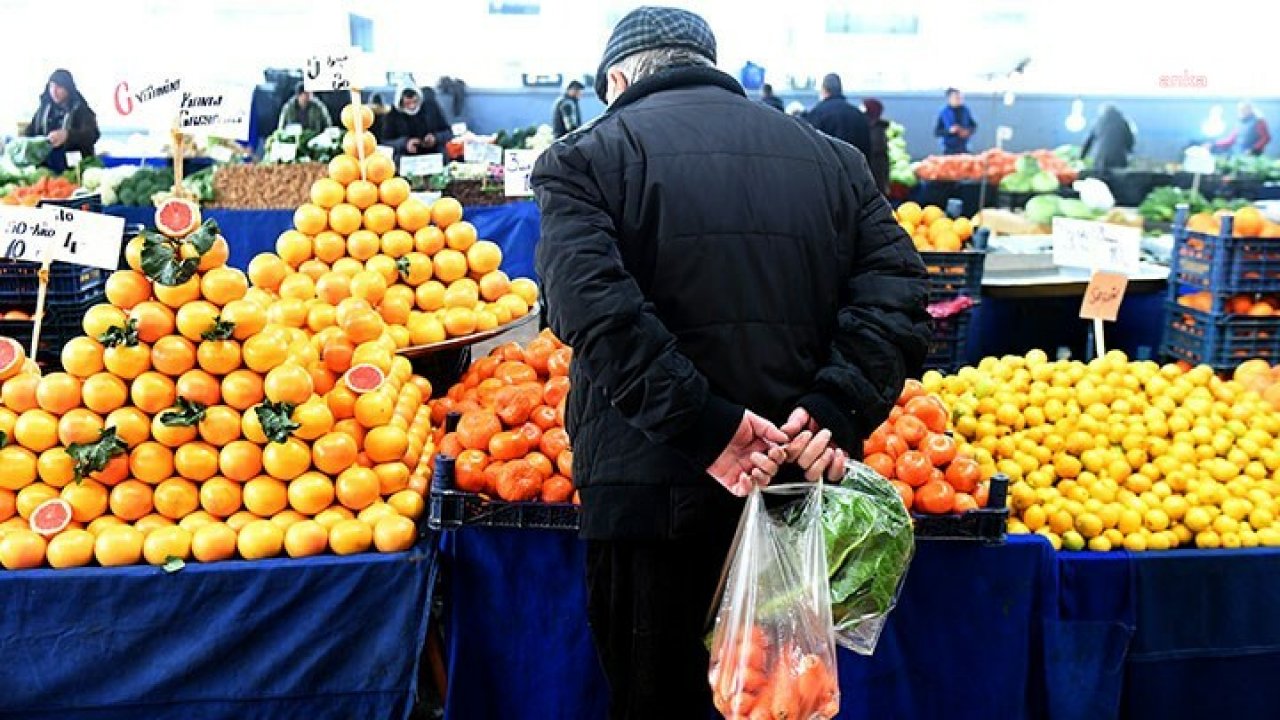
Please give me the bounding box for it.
[1079,271,1129,322]
[0,205,125,270]
[1052,218,1141,274]
[303,53,352,92]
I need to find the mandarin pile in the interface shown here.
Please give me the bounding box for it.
[893,202,974,252]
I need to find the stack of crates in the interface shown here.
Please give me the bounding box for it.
[0,261,108,370]
[1162,206,1280,370]
[921,250,986,371]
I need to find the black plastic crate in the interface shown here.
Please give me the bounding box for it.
[0,261,107,305]
[911,474,1009,543]
[428,488,580,532]
[1162,301,1280,370]
[0,296,104,370]
[921,250,986,303]
[40,193,104,215]
[924,308,971,372]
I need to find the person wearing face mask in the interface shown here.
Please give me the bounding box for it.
[24,69,100,171]
[382,86,454,157]
[530,7,931,717]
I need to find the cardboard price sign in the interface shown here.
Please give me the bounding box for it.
[0,205,125,270]
[504,149,541,198]
[303,52,353,92]
[464,142,504,166]
[1052,218,1141,275]
[110,75,184,127]
[176,86,251,141]
[401,153,445,176]
[1079,271,1129,322]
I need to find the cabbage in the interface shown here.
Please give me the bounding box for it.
[1059,198,1094,219]
[1016,155,1041,175]
[1025,194,1061,225]
[1030,171,1060,193]
[1000,174,1032,192]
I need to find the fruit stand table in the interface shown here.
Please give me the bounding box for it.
[439,529,1280,720]
[0,538,437,720]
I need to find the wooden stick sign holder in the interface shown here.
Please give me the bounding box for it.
[350,88,368,182]
[1080,270,1129,359]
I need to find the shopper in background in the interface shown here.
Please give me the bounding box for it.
[383,86,454,156]
[1081,104,1135,171]
[532,7,930,717]
[806,73,871,155]
[552,80,585,137]
[935,87,977,154]
[760,83,784,111]
[276,84,333,134]
[24,68,99,170]
[863,98,890,193]
[1214,101,1271,156]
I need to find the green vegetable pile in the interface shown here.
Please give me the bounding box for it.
[887,122,916,188]
[1024,194,1103,225]
[999,155,1061,194]
[116,168,175,207]
[1217,155,1280,181]
[1137,186,1249,224]
[5,137,52,167]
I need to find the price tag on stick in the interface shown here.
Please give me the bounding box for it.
[303,52,352,92]
[1080,270,1129,357]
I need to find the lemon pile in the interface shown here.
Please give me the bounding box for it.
[924,350,1280,551]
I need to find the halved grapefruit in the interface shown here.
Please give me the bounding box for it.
[30,498,72,536]
[155,197,202,238]
[0,336,27,381]
[344,363,385,394]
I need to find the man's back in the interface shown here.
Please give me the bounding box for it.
[807,96,871,155]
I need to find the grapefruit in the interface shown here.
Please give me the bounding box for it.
[155,198,201,238]
[28,497,72,536]
[0,337,27,381]
[344,363,385,394]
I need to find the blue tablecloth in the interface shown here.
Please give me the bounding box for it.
[0,539,437,720]
[440,531,1280,720]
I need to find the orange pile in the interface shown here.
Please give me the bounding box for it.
[430,331,576,504]
[1185,207,1280,238]
[894,202,974,252]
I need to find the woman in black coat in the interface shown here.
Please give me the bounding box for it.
[1082,104,1135,171]
[25,69,100,170]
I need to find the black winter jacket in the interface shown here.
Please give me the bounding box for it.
[532,66,930,540]
[806,95,871,156]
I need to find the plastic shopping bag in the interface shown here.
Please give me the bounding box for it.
[708,484,840,720]
[827,462,915,655]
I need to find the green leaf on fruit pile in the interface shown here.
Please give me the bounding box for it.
[162,556,186,573]
[201,317,237,342]
[184,219,219,256]
[256,400,300,444]
[139,220,219,287]
[97,318,140,348]
[67,427,128,482]
[159,397,208,427]
[0,430,7,448]
[397,257,412,281]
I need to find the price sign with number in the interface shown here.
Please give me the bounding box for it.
[504,149,542,198]
[1052,218,1141,275]
[1080,271,1129,322]
[400,154,444,177]
[303,52,352,92]
[0,205,125,270]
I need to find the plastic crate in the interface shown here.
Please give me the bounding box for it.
[920,250,986,302]
[1162,301,1280,370]
[428,488,580,531]
[924,308,971,372]
[911,474,1009,543]
[0,261,107,305]
[0,296,104,369]
[1168,206,1280,307]
[40,193,104,215]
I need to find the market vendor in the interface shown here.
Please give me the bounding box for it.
[276,83,333,134]
[383,86,453,156]
[934,87,977,154]
[552,80,584,137]
[1081,104,1135,171]
[23,68,99,171]
[1213,101,1271,156]
[531,6,931,717]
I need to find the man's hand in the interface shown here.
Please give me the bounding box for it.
[48,129,68,148]
[707,411,789,496]
[780,408,848,482]
[423,133,438,149]
[949,124,960,135]
[405,138,422,154]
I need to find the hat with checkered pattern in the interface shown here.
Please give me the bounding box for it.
[595,6,717,102]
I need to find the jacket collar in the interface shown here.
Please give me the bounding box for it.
[607,65,745,114]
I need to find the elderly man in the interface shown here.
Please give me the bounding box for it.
[532,6,931,716]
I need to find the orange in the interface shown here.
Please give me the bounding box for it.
[299,260,331,282]
[443,281,479,309]
[201,267,249,306]
[292,398,335,440]
[365,425,408,463]
[379,177,411,207]
[45,529,95,568]
[196,338,241,376]
[269,510,306,530]
[316,272,351,306]
[343,130,376,159]
[175,442,219,481]
[365,254,400,285]
[130,371,176,414]
[243,476,289,517]
[288,471,336,515]
[497,294,530,320]
[35,373,81,416]
[307,302,338,334]
[129,441,175,484]
[363,153,395,184]
[60,336,105,378]
[36,448,75,488]
[105,270,152,310]
[278,273,317,302]
[388,489,425,520]
[2,372,40,413]
[354,391,395,429]
[198,405,242,446]
[142,525,192,565]
[62,478,109,523]
[336,466,380,510]
[103,343,152,380]
[151,335,197,377]
[1234,207,1265,237]
[105,407,150,448]
[467,240,503,275]
[150,412,197,448]
[311,177,347,209]
[346,179,379,210]
[124,235,145,272]
[374,462,411,495]
[225,510,258,532]
[191,522,238,562]
[128,301,176,344]
[328,518,373,555]
[218,440,263,483]
[347,229,381,260]
[195,477,240,518]
[237,519,284,559]
[220,370,264,411]
[314,506,354,530]
[153,276,201,309]
[327,384,358,420]
[14,410,59,453]
[510,278,538,306]
[177,369,222,407]
[15,483,57,519]
[313,230,348,264]
[109,480,154,521]
[329,203,363,235]
[341,104,374,132]
[239,407,267,444]
[82,304,128,341]
[284,519,329,557]
[85,516,125,535]
[329,154,361,185]
[443,307,478,337]
[432,197,463,228]
[263,438,312,481]
[335,298,374,325]
[57,408,104,446]
[415,226,446,255]
[135,513,177,535]
[153,478,200,520]
[92,525,142,566]
[373,514,417,552]
[294,203,328,235]
[398,252,433,286]
[444,221,477,252]
[175,301,220,342]
[247,253,289,292]
[364,204,397,235]
[379,296,413,327]
[264,363,315,405]
[242,332,290,373]
[433,249,468,283]
[408,313,447,346]
[358,502,397,527]
[396,198,432,233]
[0,529,46,569]
[198,236,231,273]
